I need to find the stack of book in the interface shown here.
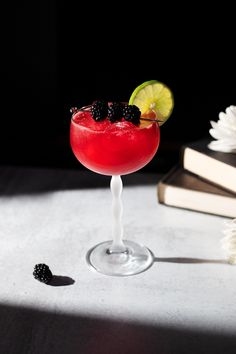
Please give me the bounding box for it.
[157,138,236,218]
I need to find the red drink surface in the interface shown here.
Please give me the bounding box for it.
[70,109,160,176]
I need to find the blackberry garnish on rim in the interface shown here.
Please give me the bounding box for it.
[108,102,124,122]
[91,100,108,121]
[123,104,141,125]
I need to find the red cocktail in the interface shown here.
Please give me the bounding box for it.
[70,107,160,176]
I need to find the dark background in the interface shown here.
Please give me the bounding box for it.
[1,3,235,174]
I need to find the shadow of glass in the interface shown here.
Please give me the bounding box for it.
[155,257,227,265]
[0,303,235,354]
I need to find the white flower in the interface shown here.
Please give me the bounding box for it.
[208,105,236,153]
[221,218,236,264]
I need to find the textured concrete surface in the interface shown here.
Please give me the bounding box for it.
[0,166,236,353]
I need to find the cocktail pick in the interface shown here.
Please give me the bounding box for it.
[140,117,163,123]
[70,107,78,115]
[70,106,92,114]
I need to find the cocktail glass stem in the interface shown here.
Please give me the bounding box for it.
[108,175,127,254]
[86,174,154,276]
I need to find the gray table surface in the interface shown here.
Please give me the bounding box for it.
[0,166,236,354]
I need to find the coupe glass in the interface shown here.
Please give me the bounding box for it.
[70,105,160,276]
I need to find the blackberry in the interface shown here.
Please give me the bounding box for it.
[91,100,108,121]
[123,104,141,125]
[108,102,124,122]
[33,263,53,284]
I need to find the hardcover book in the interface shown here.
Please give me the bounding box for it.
[181,138,236,193]
[157,165,236,218]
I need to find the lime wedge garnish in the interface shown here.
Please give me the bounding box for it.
[128,80,174,126]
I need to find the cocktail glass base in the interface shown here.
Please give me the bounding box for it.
[86,240,154,276]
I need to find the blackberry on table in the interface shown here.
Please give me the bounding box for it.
[91,100,108,121]
[123,104,141,125]
[108,102,124,122]
[33,263,53,284]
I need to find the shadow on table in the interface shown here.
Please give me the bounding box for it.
[0,166,160,196]
[0,303,235,354]
[49,275,75,287]
[155,257,228,265]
